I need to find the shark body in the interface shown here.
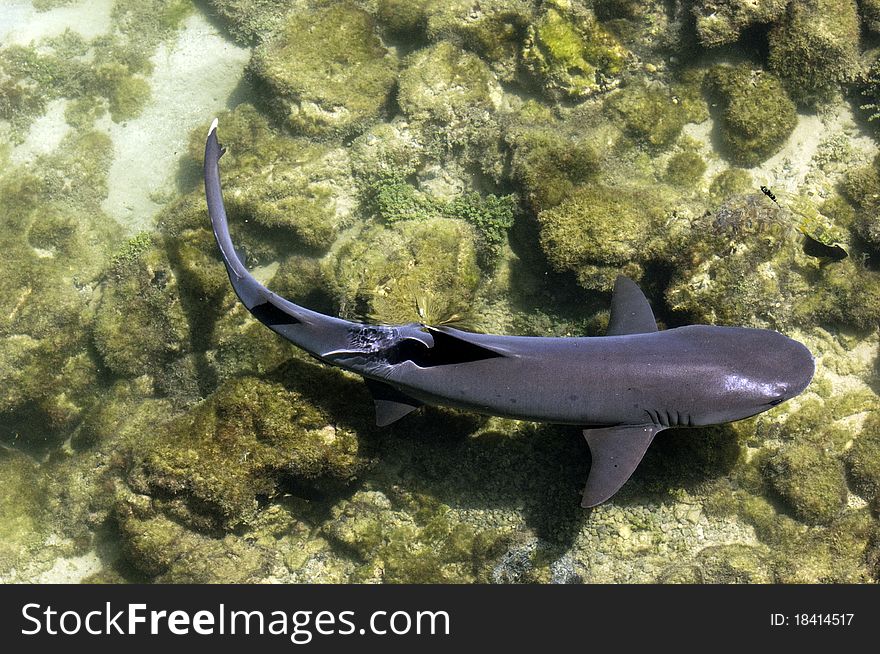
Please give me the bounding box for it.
[204,122,815,507]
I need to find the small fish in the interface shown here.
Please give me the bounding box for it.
[760,185,778,204]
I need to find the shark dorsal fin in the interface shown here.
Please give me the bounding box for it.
[606,276,658,336]
[581,424,663,507]
[364,379,422,426]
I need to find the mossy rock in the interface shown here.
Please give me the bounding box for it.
[323,218,481,325]
[766,441,848,525]
[862,0,880,33]
[660,544,775,583]
[376,0,431,37]
[114,505,272,582]
[125,375,373,532]
[0,450,48,574]
[187,105,354,253]
[205,0,292,44]
[705,65,797,166]
[710,168,753,199]
[604,82,691,149]
[250,3,399,138]
[425,0,534,81]
[507,107,601,212]
[665,151,706,187]
[537,184,665,291]
[691,0,789,47]
[93,233,190,378]
[768,0,860,107]
[522,3,628,100]
[0,141,119,451]
[397,41,501,158]
[322,490,510,583]
[846,413,880,510]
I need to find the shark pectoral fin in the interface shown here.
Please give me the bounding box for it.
[606,276,658,336]
[364,379,422,427]
[581,424,662,508]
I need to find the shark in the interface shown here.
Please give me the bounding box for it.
[204,120,815,507]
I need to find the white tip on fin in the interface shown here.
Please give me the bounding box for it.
[209,117,219,136]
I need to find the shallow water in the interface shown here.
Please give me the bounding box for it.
[0,0,878,584]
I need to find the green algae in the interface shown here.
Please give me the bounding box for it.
[187,105,353,253]
[323,218,481,325]
[250,3,399,139]
[768,0,860,107]
[522,2,628,100]
[691,0,789,48]
[665,151,706,187]
[537,184,668,290]
[604,82,692,150]
[705,65,797,166]
[506,103,601,213]
[425,0,534,81]
[323,490,511,583]
[397,40,500,165]
[124,375,373,532]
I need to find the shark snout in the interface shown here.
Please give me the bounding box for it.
[770,334,815,403]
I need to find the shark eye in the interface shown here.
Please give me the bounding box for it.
[768,397,784,406]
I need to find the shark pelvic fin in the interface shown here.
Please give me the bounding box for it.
[606,276,658,336]
[364,379,422,426]
[581,424,662,507]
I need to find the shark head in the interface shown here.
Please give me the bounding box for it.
[687,326,815,425]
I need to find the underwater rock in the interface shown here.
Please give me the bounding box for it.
[709,168,753,200]
[506,101,601,213]
[537,184,666,291]
[766,441,848,525]
[522,1,628,100]
[249,3,399,138]
[667,192,880,330]
[768,0,860,106]
[659,544,775,583]
[846,413,880,511]
[0,450,48,575]
[93,233,190,380]
[691,0,788,48]
[861,0,880,33]
[375,0,432,38]
[115,502,273,582]
[322,490,510,583]
[323,217,481,325]
[425,0,535,81]
[205,0,292,44]
[124,375,372,532]
[0,133,120,452]
[664,151,706,187]
[187,105,355,253]
[840,161,880,252]
[397,41,503,171]
[705,65,797,166]
[604,82,693,150]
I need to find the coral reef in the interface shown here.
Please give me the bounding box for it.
[2,0,880,586]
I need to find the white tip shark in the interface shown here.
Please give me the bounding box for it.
[204,122,815,507]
